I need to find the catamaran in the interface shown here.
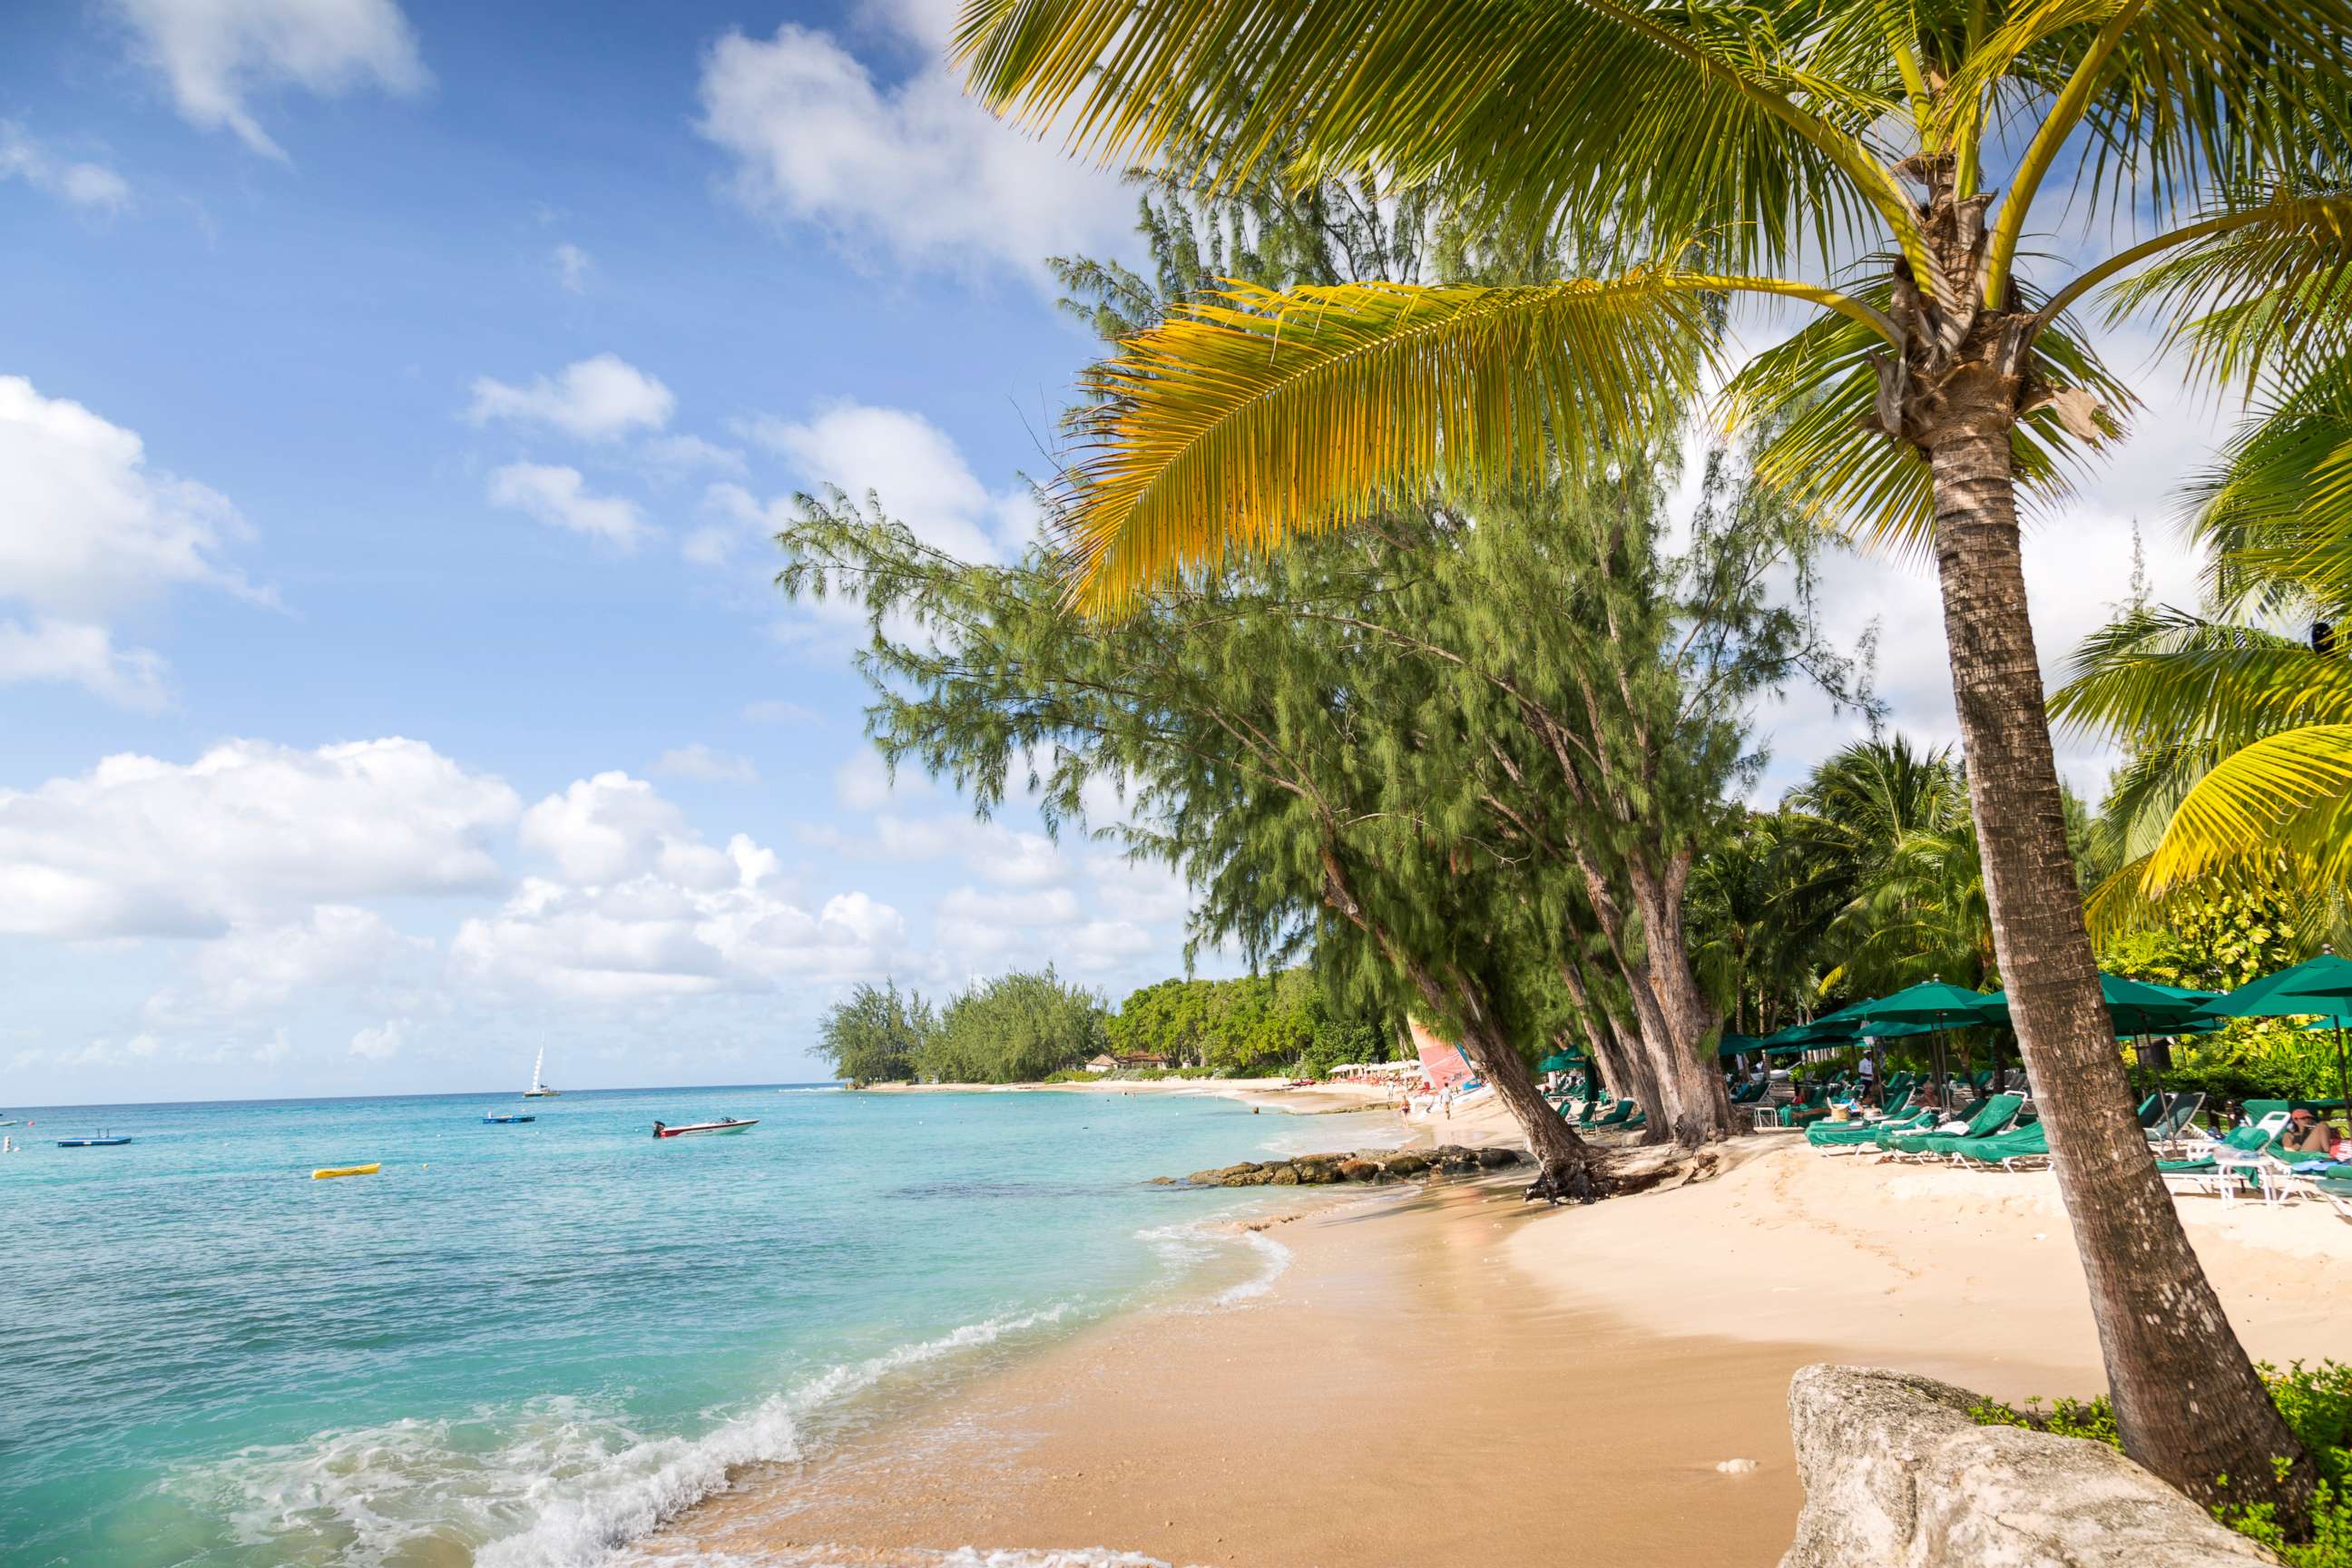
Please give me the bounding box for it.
[523,1045,560,1098]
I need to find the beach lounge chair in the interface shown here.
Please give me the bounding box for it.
[1948,1119,2048,1171]
[2145,1093,2207,1147]
[2157,1123,2291,1206]
[1886,1094,2024,1159]
[1589,1098,1637,1130]
[1810,1104,1932,1152]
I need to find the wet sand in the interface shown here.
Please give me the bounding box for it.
[636,1176,1818,1568]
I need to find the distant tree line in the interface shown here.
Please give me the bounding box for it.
[816,966,1403,1084]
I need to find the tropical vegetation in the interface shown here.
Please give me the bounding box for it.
[942,0,2351,1517]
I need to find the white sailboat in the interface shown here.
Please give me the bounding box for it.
[523,1044,560,1098]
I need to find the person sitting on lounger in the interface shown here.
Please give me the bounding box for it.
[2279,1108,2344,1154]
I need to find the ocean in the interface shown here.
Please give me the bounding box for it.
[0,1083,1321,1567]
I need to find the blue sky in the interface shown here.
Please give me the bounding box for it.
[1,0,2228,1104]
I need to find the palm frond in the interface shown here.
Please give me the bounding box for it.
[1719,270,2132,553]
[2184,351,2352,613]
[954,0,1916,276]
[2142,724,2352,889]
[1946,0,2352,249]
[2104,193,2352,387]
[1059,273,1712,612]
[2051,608,2351,747]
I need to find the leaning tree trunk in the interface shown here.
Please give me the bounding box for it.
[1404,956,1602,1200]
[1922,349,2312,1518]
[1317,844,1602,1199]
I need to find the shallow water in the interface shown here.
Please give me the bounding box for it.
[0,1085,1294,1567]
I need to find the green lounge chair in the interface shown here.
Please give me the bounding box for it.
[1950,1119,2048,1170]
[1888,1094,2024,1158]
[1809,1103,1931,1150]
[1589,1098,1636,1129]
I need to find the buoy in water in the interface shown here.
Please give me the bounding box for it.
[311,1163,380,1180]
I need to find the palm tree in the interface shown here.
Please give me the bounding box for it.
[953,0,2348,1514]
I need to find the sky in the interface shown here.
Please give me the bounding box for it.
[0,0,2235,1104]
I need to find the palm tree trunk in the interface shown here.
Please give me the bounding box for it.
[1924,358,2313,1517]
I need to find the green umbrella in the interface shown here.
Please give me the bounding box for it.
[1974,971,2216,1036]
[1978,970,2220,1103]
[2196,953,2352,1111]
[1716,1032,1765,1060]
[1535,1052,1583,1073]
[1817,979,1995,1105]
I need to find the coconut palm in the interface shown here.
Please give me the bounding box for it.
[953,0,2352,1514]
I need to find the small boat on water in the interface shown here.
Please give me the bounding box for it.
[312,1162,379,1180]
[56,1132,131,1148]
[522,1044,560,1099]
[652,1117,758,1139]
[483,1112,535,1124]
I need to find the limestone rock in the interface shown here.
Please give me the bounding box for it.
[1266,1165,1301,1185]
[1780,1364,2277,1568]
[1336,1159,1380,1182]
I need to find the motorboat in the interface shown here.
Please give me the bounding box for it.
[652,1117,758,1139]
[56,1133,132,1147]
[483,1112,535,1124]
[523,1044,560,1098]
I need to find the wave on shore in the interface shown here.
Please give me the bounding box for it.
[174,1308,1075,1568]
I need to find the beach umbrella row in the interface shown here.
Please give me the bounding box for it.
[1744,957,2352,1113]
[2193,952,2352,1112]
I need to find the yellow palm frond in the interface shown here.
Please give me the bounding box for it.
[2142,724,2352,890]
[1061,273,1714,612]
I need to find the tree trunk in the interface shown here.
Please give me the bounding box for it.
[1317,841,1602,1199]
[1623,852,1739,1143]
[1924,355,2313,1518]
[1445,994,1602,1202]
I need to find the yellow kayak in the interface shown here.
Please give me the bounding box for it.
[311,1163,380,1180]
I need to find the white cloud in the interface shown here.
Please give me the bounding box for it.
[693,12,1132,282]
[552,241,590,293]
[0,122,132,213]
[814,812,1073,889]
[0,375,261,704]
[0,620,170,710]
[651,744,760,784]
[456,773,905,1001]
[349,1019,402,1060]
[833,750,932,811]
[1061,918,1156,971]
[486,463,646,550]
[108,0,427,160]
[744,698,820,724]
[518,772,739,887]
[1086,852,1191,925]
[1747,328,2225,803]
[467,353,673,441]
[744,401,1034,562]
[149,905,431,1023]
[639,434,744,476]
[0,738,519,940]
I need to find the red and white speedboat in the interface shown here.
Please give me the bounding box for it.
[652,1117,759,1139]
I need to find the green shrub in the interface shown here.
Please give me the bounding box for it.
[1973,1362,2352,1565]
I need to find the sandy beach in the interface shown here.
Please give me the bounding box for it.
[633,1127,2352,1568]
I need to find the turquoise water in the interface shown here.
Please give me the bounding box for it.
[0,1085,1307,1567]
